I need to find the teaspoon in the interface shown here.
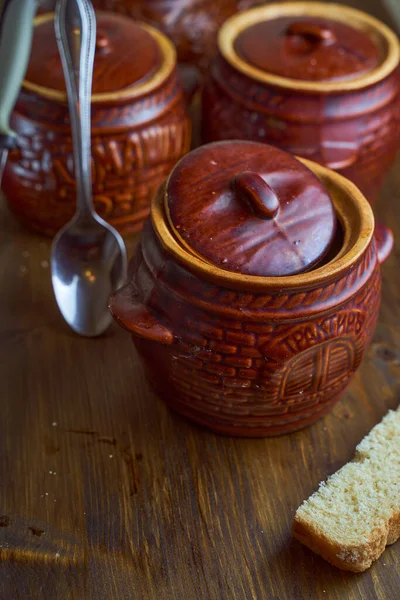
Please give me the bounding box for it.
[51,0,127,337]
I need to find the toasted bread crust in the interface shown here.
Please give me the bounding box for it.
[293,512,400,572]
[293,408,400,572]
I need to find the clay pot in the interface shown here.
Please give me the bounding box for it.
[88,0,264,72]
[110,141,393,437]
[3,11,192,237]
[202,2,400,203]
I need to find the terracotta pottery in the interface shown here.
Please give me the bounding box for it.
[3,11,192,237]
[110,141,393,438]
[88,0,264,72]
[202,2,400,203]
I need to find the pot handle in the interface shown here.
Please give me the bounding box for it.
[177,64,201,104]
[375,222,394,265]
[109,284,175,345]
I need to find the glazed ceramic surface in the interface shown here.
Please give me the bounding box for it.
[202,2,400,203]
[3,11,191,237]
[166,143,337,275]
[111,141,391,437]
[90,0,263,71]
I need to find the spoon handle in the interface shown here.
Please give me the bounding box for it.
[55,0,96,219]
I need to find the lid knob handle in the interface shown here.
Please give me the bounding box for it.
[286,21,336,46]
[96,30,111,54]
[234,171,279,219]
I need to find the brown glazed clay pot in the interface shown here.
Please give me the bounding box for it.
[89,0,264,72]
[202,2,400,203]
[3,11,191,237]
[110,141,393,437]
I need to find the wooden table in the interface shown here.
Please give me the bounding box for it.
[1,2,399,598]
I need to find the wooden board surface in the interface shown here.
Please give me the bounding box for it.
[1,1,399,598]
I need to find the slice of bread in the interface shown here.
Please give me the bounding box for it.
[293,406,400,572]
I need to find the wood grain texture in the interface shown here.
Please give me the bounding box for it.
[0,1,399,598]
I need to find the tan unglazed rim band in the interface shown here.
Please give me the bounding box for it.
[219,1,400,93]
[22,13,176,103]
[152,157,374,292]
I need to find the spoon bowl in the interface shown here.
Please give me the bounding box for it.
[51,213,126,337]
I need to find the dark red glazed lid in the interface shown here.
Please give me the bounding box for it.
[23,12,174,100]
[234,15,381,82]
[165,141,337,277]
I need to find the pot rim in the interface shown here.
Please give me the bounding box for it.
[22,12,176,104]
[218,1,400,94]
[151,154,375,292]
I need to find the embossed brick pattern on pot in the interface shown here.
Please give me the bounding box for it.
[131,222,381,436]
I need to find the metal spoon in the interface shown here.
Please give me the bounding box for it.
[51,0,127,337]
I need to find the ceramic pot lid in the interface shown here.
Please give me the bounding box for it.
[165,141,337,277]
[233,15,381,82]
[23,12,174,102]
[219,3,400,92]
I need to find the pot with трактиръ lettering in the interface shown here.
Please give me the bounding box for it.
[110,141,393,437]
[3,11,192,237]
[202,2,400,205]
